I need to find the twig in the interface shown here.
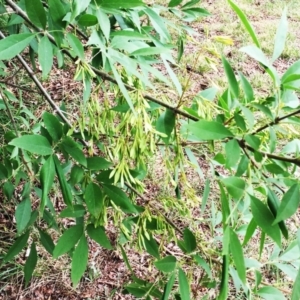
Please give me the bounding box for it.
[0,80,40,94]
[125,182,183,235]
[253,108,300,134]
[242,147,285,194]
[238,139,300,166]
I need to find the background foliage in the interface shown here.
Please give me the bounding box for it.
[0,0,300,299]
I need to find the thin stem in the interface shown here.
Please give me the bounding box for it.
[125,182,183,235]
[253,107,300,134]
[0,89,18,135]
[242,147,285,193]
[240,141,300,166]
[176,53,201,108]
[0,80,41,94]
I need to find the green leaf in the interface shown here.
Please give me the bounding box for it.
[281,60,300,84]
[86,224,113,250]
[78,14,98,27]
[222,56,239,98]
[228,0,260,48]
[164,56,183,95]
[225,139,240,169]
[67,33,85,60]
[234,112,247,131]
[156,109,176,144]
[272,7,288,62]
[3,231,30,263]
[48,0,66,27]
[103,184,138,214]
[70,0,91,21]
[69,165,84,185]
[154,256,177,273]
[25,0,47,29]
[267,190,288,239]
[240,45,269,67]
[38,36,53,79]
[43,210,58,231]
[59,205,86,218]
[251,104,273,120]
[222,226,230,256]
[3,181,14,201]
[243,218,257,246]
[9,135,52,156]
[24,242,38,287]
[53,155,73,207]
[15,198,31,234]
[201,179,210,214]
[257,286,286,300]
[219,183,230,226]
[168,0,183,7]
[143,234,160,259]
[183,228,196,254]
[84,183,104,218]
[100,0,144,9]
[244,134,261,150]
[61,137,86,166]
[53,224,83,258]
[193,254,212,278]
[86,157,112,170]
[183,7,209,18]
[250,196,281,248]
[273,184,300,224]
[182,0,201,9]
[177,36,184,63]
[178,268,191,300]
[71,235,88,286]
[182,120,233,141]
[40,156,55,213]
[292,265,300,300]
[39,229,55,255]
[241,105,254,130]
[131,47,171,56]
[96,9,110,41]
[42,112,63,142]
[124,283,147,298]
[220,177,246,199]
[218,255,229,300]
[230,229,246,284]
[0,33,34,61]
[265,163,285,175]
[239,72,254,102]
[144,8,171,41]
[108,59,136,115]
[235,154,249,177]
[162,273,175,300]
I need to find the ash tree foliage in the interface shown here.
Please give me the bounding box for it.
[0,0,300,299]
